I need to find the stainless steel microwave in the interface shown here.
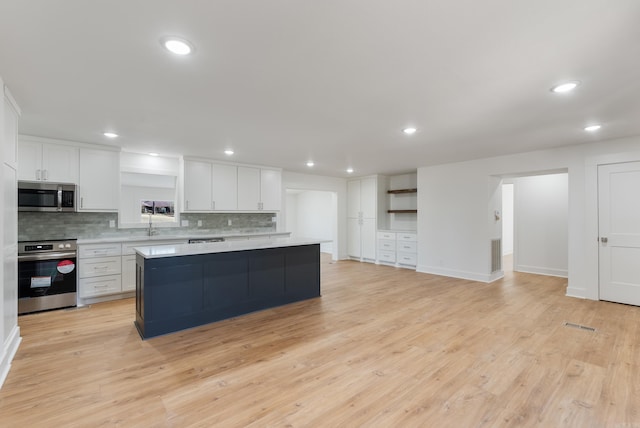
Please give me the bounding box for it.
[18,181,77,212]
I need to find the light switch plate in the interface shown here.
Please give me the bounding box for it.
[197,220,202,227]
[181,220,189,227]
[109,220,115,228]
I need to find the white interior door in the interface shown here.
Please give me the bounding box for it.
[598,161,640,306]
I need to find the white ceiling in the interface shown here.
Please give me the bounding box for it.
[1,1,640,177]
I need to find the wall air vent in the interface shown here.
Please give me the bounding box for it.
[491,239,502,273]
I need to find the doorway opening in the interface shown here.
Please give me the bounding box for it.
[499,171,568,278]
[285,189,338,261]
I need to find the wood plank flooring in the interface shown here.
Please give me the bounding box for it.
[1,255,639,427]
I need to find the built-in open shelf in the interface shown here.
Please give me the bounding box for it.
[387,188,417,194]
[387,209,418,214]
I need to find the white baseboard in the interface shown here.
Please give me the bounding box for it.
[0,324,22,389]
[565,287,587,299]
[416,265,493,283]
[515,264,568,278]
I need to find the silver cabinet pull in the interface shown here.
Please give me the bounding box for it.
[600,237,608,243]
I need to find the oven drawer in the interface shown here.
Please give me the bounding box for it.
[79,243,122,258]
[79,275,122,298]
[79,256,121,278]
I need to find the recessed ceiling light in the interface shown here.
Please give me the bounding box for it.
[306,161,314,167]
[584,125,602,132]
[161,37,194,55]
[103,132,118,138]
[403,127,417,135]
[346,168,354,174]
[224,149,234,156]
[149,152,159,157]
[551,81,580,93]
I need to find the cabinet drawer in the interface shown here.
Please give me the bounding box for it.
[79,275,122,297]
[378,239,396,251]
[377,231,396,240]
[79,256,121,278]
[79,243,122,258]
[396,241,417,253]
[397,233,417,242]
[378,250,396,263]
[397,253,417,266]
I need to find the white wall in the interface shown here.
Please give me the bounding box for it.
[513,173,568,277]
[286,190,335,254]
[281,171,347,260]
[417,135,640,300]
[501,183,514,255]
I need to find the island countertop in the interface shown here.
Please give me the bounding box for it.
[134,237,326,259]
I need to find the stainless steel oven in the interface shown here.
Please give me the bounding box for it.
[18,239,77,314]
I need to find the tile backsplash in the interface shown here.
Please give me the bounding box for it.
[18,212,277,241]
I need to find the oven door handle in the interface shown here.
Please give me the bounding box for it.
[18,252,77,261]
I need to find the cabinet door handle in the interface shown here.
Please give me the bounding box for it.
[212,201,215,210]
[43,169,48,180]
[36,169,41,180]
[186,200,189,210]
[80,197,84,208]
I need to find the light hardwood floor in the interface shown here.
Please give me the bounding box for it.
[1,255,639,427]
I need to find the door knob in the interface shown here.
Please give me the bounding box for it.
[600,237,608,243]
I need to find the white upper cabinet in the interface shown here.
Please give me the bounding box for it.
[78,148,119,211]
[212,163,237,210]
[260,168,281,211]
[18,139,79,183]
[347,177,376,219]
[237,166,261,210]
[183,160,281,212]
[347,180,361,218]
[183,160,212,211]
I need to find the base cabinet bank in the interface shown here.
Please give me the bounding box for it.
[134,240,321,339]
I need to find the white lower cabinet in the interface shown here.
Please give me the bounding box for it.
[121,255,136,292]
[78,243,122,299]
[80,275,122,298]
[376,231,417,269]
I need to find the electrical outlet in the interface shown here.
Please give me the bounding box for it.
[109,220,115,228]
[197,220,202,227]
[181,220,189,227]
[271,216,277,222]
[228,219,232,226]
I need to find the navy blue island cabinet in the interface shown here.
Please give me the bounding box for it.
[134,242,321,339]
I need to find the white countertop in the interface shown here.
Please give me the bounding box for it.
[135,237,325,259]
[77,231,291,245]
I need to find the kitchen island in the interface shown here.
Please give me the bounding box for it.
[134,238,322,339]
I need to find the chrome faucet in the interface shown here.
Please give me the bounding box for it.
[148,216,158,236]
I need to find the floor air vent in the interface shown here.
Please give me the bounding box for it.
[490,239,502,273]
[564,322,596,332]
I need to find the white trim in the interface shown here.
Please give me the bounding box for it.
[0,325,22,389]
[514,265,568,278]
[19,134,120,152]
[3,85,21,116]
[416,264,494,283]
